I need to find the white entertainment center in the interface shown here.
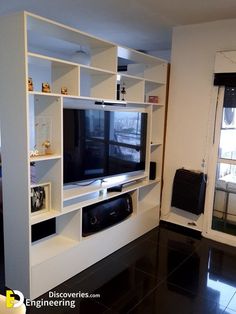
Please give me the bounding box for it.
[0,12,168,299]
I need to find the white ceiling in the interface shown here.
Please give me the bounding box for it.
[1,0,236,53]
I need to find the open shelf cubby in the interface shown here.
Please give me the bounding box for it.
[138,182,161,214]
[31,209,81,265]
[28,53,79,96]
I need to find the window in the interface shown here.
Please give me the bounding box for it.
[212,87,236,235]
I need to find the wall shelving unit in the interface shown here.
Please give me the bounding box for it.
[0,11,168,299]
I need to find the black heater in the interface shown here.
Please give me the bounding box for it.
[171,168,207,215]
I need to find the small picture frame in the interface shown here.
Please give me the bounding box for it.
[30,182,51,215]
[148,95,159,103]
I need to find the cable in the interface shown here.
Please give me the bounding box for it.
[75,178,103,187]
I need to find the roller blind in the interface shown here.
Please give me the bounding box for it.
[214,73,236,87]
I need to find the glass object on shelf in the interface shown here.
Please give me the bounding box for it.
[30,149,40,157]
[42,140,52,155]
[35,116,52,155]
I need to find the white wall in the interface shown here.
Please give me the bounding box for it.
[162,19,236,219]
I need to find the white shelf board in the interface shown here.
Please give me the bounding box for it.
[150,102,165,108]
[30,154,61,162]
[63,177,159,212]
[28,52,116,75]
[126,101,163,107]
[143,178,161,186]
[63,95,126,106]
[29,90,160,109]
[80,64,116,75]
[106,179,149,197]
[28,52,78,67]
[119,73,144,82]
[63,192,115,213]
[161,207,204,232]
[63,173,148,202]
[30,209,61,225]
[29,91,127,108]
[150,142,162,147]
[31,235,78,266]
[149,102,164,107]
[127,100,164,107]
[144,78,166,85]
[28,91,63,98]
[27,12,114,51]
[31,206,82,225]
[118,46,165,65]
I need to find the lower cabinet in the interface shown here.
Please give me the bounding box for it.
[30,201,159,298]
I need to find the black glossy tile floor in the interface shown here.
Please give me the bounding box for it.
[2,221,236,313]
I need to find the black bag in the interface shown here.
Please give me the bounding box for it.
[171,168,207,215]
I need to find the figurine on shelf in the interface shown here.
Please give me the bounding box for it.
[121,83,126,101]
[42,140,52,155]
[28,77,33,91]
[42,82,51,93]
[61,87,68,95]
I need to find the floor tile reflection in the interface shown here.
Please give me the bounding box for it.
[129,281,225,314]
[225,292,236,313]
[167,241,236,308]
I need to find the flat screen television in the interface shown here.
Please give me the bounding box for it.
[63,108,147,184]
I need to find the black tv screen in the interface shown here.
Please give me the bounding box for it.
[63,108,147,184]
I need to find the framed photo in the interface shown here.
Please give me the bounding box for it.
[31,182,51,215]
